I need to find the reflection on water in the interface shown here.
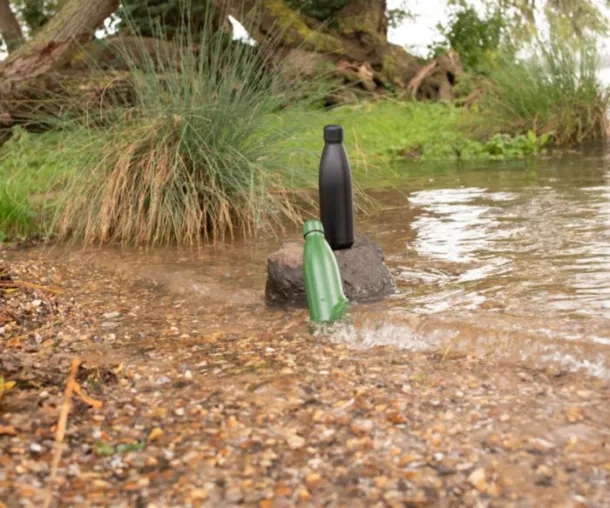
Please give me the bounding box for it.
[408,187,514,263]
[370,155,610,322]
[348,149,610,378]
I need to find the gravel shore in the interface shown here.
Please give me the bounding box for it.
[1,252,609,507]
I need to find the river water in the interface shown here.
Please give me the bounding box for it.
[345,149,610,379]
[57,147,610,379]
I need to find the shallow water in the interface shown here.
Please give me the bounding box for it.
[41,146,610,378]
[350,149,610,377]
[377,161,610,322]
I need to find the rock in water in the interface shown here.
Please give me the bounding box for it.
[265,234,395,307]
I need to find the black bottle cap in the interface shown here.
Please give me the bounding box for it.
[324,125,343,143]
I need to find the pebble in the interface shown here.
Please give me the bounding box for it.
[68,464,82,477]
[383,490,403,502]
[155,376,171,385]
[468,468,487,491]
[2,257,609,507]
[225,486,243,503]
[351,419,374,434]
[287,434,306,450]
[305,472,323,488]
[189,488,208,501]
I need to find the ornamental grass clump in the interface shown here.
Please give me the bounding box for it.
[55,11,319,246]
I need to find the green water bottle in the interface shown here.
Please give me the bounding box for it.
[302,219,349,323]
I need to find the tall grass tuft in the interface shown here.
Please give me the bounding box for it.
[478,37,609,145]
[54,10,322,247]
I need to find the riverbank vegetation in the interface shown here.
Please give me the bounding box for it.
[1,0,609,245]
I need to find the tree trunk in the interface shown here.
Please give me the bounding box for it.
[0,0,120,140]
[219,0,461,102]
[0,0,24,53]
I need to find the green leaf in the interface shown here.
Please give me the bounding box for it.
[117,441,146,454]
[93,442,116,457]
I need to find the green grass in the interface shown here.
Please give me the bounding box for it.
[477,38,609,145]
[0,127,92,240]
[1,35,606,244]
[0,99,552,242]
[282,100,466,162]
[278,99,548,183]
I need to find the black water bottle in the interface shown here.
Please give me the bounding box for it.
[319,125,354,250]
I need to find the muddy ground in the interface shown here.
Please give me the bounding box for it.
[0,247,609,507]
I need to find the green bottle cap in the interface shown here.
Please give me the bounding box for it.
[303,219,324,237]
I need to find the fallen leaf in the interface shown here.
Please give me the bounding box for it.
[387,412,406,424]
[399,453,421,466]
[188,488,208,501]
[274,483,292,496]
[148,427,163,441]
[297,486,312,501]
[0,425,16,436]
[0,377,16,399]
[374,475,389,488]
[305,472,323,488]
[200,332,224,343]
[567,407,584,423]
[117,441,145,453]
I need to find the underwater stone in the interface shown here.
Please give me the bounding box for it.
[265,233,395,307]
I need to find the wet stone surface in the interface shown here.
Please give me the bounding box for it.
[1,251,609,507]
[265,233,395,308]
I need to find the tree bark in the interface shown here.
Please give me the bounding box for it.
[217,0,460,100]
[0,0,24,53]
[0,0,120,139]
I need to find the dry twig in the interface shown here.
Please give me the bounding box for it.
[43,358,103,508]
[43,358,81,508]
[0,281,64,294]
